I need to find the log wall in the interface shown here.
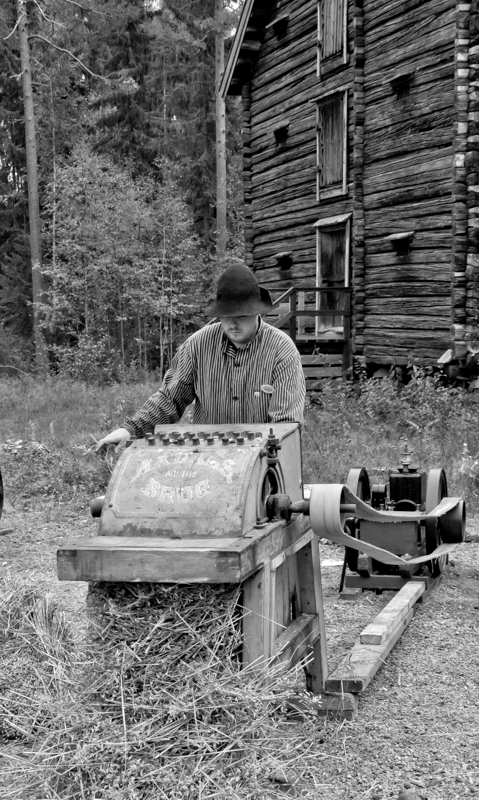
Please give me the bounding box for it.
[234,0,479,367]
[244,0,355,290]
[465,2,479,355]
[361,0,457,365]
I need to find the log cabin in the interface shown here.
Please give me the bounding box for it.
[220,0,479,385]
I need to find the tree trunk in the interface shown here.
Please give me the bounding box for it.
[17,0,47,370]
[215,0,227,259]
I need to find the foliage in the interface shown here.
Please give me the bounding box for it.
[0,374,160,509]
[0,324,34,371]
[0,0,244,370]
[87,0,243,244]
[1,368,479,515]
[303,368,479,511]
[40,141,209,377]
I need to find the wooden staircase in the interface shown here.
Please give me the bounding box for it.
[266,286,352,390]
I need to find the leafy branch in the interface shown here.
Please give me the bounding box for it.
[28,34,110,82]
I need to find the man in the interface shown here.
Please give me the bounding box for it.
[96,261,305,449]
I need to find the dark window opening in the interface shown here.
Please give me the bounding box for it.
[266,13,289,40]
[391,73,413,100]
[387,231,414,259]
[274,123,289,153]
[276,251,293,270]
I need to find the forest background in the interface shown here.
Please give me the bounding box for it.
[0,0,244,382]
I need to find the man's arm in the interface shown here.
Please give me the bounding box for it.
[268,348,306,424]
[122,342,196,437]
[95,341,196,449]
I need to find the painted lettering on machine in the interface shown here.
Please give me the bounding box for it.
[131,451,236,485]
[108,446,253,520]
[140,477,210,502]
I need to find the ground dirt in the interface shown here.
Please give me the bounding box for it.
[0,497,478,799]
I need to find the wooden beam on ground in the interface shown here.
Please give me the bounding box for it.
[360,581,425,644]
[324,608,414,694]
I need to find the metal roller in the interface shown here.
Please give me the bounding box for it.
[439,499,466,544]
[425,468,449,576]
[343,467,371,581]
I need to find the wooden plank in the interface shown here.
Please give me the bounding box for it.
[297,538,328,692]
[301,354,343,365]
[263,560,273,661]
[59,536,241,550]
[362,348,447,366]
[303,366,343,378]
[365,282,451,298]
[270,529,314,570]
[237,516,312,579]
[359,581,425,645]
[272,613,319,667]
[310,535,328,690]
[242,568,266,666]
[363,329,450,346]
[324,608,415,694]
[273,559,287,643]
[365,315,451,332]
[364,300,450,315]
[57,541,242,584]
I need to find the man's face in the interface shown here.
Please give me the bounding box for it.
[220,315,259,346]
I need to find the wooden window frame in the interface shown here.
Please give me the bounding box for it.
[317,0,348,78]
[313,213,351,337]
[316,88,348,202]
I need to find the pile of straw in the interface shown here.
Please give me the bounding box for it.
[0,577,331,799]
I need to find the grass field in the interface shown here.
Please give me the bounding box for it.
[1,370,478,512]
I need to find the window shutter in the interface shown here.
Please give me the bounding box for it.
[316,92,346,197]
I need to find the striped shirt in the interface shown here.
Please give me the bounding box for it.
[122,318,305,436]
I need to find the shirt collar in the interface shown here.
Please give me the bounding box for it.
[221,316,264,354]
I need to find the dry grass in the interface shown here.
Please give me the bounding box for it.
[0,578,341,800]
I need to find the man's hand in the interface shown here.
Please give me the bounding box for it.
[94,428,131,453]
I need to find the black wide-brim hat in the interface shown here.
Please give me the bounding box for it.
[206,261,273,317]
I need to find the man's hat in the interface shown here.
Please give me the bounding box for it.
[206,261,273,317]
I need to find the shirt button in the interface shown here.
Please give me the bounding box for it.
[232,396,238,401]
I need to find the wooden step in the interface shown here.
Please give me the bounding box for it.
[301,352,345,388]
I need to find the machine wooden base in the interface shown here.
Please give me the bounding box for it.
[58,518,329,694]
